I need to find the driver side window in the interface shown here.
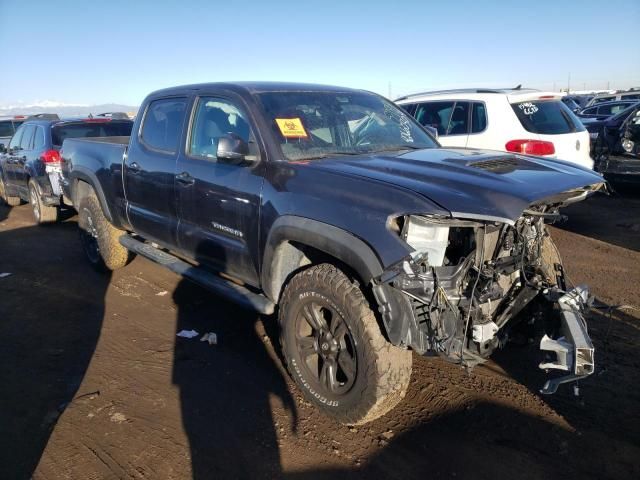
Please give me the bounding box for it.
[189,97,254,159]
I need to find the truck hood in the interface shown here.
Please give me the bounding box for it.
[304,148,605,223]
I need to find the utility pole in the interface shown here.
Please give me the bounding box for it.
[388,81,392,99]
[567,72,571,93]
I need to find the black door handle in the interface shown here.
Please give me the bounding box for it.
[175,171,195,186]
[128,161,141,173]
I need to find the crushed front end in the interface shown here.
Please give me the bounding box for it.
[373,186,603,394]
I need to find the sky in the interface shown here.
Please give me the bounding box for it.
[1,0,639,107]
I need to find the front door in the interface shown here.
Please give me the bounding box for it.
[13,123,37,195]
[176,95,265,286]
[2,124,25,186]
[124,96,189,248]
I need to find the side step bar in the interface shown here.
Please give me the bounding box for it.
[119,235,275,315]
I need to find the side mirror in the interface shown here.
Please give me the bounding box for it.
[216,133,252,164]
[0,144,5,154]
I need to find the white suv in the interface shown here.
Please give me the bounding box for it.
[396,88,593,169]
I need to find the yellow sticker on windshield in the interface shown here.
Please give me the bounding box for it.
[275,118,308,138]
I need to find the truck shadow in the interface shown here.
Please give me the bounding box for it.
[0,203,110,479]
[285,400,635,480]
[172,272,298,478]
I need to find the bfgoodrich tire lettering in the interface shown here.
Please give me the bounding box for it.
[279,263,412,425]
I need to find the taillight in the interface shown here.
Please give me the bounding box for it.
[505,139,555,156]
[41,149,61,164]
[83,118,110,123]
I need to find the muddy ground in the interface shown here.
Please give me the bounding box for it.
[0,191,638,480]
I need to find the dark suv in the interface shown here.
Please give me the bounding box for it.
[0,117,133,222]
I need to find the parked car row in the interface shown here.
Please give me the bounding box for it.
[0,115,133,222]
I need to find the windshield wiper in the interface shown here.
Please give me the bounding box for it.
[367,145,427,154]
[300,151,365,161]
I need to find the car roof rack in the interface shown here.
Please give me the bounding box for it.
[26,113,60,120]
[394,86,536,102]
[96,112,130,119]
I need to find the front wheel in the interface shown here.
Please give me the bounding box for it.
[279,263,412,425]
[78,190,133,271]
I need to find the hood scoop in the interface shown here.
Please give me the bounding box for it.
[467,156,521,173]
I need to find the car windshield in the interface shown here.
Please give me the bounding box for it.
[51,120,133,146]
[257,91,437,161]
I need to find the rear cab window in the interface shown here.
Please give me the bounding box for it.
[51,120,133,147]
[511,100,585,134]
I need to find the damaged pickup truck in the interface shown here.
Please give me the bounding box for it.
[60,82,605,424]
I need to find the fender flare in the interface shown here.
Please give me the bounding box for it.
[261,215,384,301]
[70,167,114,223]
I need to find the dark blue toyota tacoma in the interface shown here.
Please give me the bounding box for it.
[60,82,605,424]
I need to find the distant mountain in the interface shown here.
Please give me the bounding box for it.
[0,101,138,118]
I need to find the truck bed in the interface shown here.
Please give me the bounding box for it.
[60,136,130,225]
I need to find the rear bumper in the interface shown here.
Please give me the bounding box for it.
[34,171,62,206]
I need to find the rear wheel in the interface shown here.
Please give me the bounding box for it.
[0,175,21,207]
[279,263,412,425]
[78,190,133,271]
[28,179,58,224]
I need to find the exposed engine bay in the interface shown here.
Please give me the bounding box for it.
[373,189,600,394]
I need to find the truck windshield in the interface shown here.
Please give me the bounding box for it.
[257,91,438,161]
[51,121,133,146]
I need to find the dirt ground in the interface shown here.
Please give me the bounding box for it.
[0,190,638,480]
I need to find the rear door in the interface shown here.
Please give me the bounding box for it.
[124,96,189,248]
[175,94,265,286]
[3,125,26,184]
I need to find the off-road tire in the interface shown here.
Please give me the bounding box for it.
[0,175,20,207]
[78,190,132,271]
[29,179,58,224]
[279,263,412,425]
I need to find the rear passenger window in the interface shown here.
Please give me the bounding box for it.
[446,102,470,135]
[20,124,36,150]
[33,126,45,149]
[414,101,454,136]
[471,102,487,133]
[140,98,187,153]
